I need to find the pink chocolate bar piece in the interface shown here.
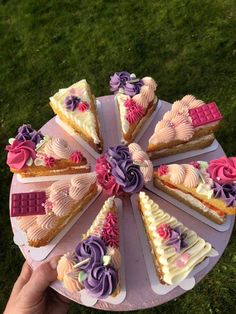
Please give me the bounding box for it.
[11,191,46,217]
[189,102,223,127]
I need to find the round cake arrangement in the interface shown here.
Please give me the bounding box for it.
[6,71,236,309]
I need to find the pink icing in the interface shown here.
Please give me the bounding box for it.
[44,156,56,168]
[43,200,53,214]
[157,165,168,176]
[207,157,236,184]
[70,151,83,163]
[96,156,121,195]
[78,101,89,112]
[6,139,36,170]
[101,212,119,248]
[190,161,200,169]
[156,224,172,239]
[125,99,144,124]
[176,252,191,268]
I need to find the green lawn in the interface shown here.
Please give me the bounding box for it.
[0,0,236,313]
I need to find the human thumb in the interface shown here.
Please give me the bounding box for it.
[21,256,60,305]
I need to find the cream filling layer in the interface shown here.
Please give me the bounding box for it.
[139,192,212,285]
[50,80,100,144]
[116,93,130,134]
[162,184,224,221]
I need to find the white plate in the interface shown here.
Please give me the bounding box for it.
[145,181,232,232]
[11,187,102,261]
[131,194,219,295]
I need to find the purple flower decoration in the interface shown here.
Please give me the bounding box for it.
[112,159,144,193]
[165,227,188,252]
[213,182,236,207]
[64,95,81,111]
[109,71,131,92]
[124,79,144,96]
[106,145,131,167]
[15,124,43,145]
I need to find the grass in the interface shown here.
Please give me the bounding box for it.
[0,0,236,313]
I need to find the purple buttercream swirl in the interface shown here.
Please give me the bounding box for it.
[15,124,43,145]
[109,71,131,92]
[83,262,117,299]
[106,145,131,167]
[213,182,236,207]
[165,227,188,252]
[124,79,144,96]
[112,159,144,193]
[64,95,81,111]
[75,236,106,271]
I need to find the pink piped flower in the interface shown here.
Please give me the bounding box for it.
[101,212,119,248]
[156,224,172,240]
[190,161,200,169]
[176,252,191,268]
[70,151,83,164]
[44,156,56,168]
[157,165,168,176]
[125,99,144,124]
[77,101,89,112]
[124,98,136,109]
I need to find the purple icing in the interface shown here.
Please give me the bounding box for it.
[106,145,131,167]
[124,79,144,96]
[165,227,187,252]
[15,124,43,145]
[83,262,117,299]
[64,95,81,111]
[213,182,236,207]
[109,71,131,92]
[112,159,144,193]
[75,236,106,271]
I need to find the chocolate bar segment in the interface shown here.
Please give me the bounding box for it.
[11,192,46,217]
[189,102,223,127]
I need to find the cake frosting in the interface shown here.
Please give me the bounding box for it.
[5,124,87,174]
[148,95,223,149]
[139,192,213,285]
[155,158,236,219]
[50,79,101,145]
[96,144,153,195]
[15,172,97,246]
[57,196,121,299]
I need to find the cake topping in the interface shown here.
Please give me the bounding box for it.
[44,156,56,168]
[11,192,46,217]
[132,93,148,108]
[77,101,89,112]
[6,139,36,170]
[124,79,144,96]
[157,224,187,252]
[75,236,107,271]
[189,103,223,127]
[15,124,43,145]
[175,252,191,268]
[65,95,81,111]
[70,151,83,164]
[157,164,169,176]
[140,85,155,102]
[125,102,145,124]
[101,212,119,248]
[157,224,172,239]
[83,263,117,299]
[109,71,131,92]
[213,182,236,207]
[142,76,157,91]
[207,157,236,184]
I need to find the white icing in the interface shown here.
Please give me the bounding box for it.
[116,93,130,133]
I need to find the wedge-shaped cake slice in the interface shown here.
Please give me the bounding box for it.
[147,95,223,158]
[57,196,121,299]
[5,124,90,178]
[50,79,103,153]
[154,158,236,224]
[138,192,213,285]
[110,71,158,143]
[13,172,98,247]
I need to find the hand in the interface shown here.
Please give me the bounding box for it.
[4,256,70,314]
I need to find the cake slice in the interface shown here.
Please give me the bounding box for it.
[110,71,158,143]
[5,124,89,178]
[49,79,103,153]
[147,95,223,158]
[12,172,98,247]
[57,196,121,299]
[154,157,236,224]
[138,192,213,285]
